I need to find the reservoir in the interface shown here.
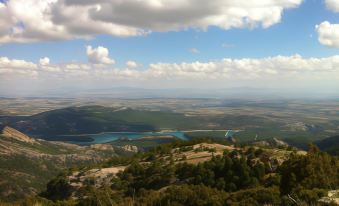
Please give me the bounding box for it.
[63,131,188,145]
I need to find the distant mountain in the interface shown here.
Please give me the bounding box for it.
[0,127,118,201]
[3,86,338,99]
[1,106,201,139]
[315,135,339,155]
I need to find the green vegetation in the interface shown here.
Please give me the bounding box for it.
[1,102,339,205]
[280,145,339,196]
[0,135,117,202]
[234,128,322,145]
[107,141,282,198]
[111,137,177,151]
[316,135,339,155]
[6,106,202,137]
[17,140,339,206]
[2,105,337,149]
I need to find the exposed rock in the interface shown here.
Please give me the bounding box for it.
[253,140,270,147]
[286,122,323,133]
[253,138,288,148]
[120,145,138,153]
[318,190,339,205]
[69,166,126,190]
[1,126,36,144]
[272,138,288,147]
[90,144,114,151]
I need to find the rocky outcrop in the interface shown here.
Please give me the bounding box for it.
[272,138,288,147]
[318,190,339,205]
[120,145,138,153]
[69,166,126,190]
[1,126,36,144]
[286,122,323,133]
[253,138,288,148]
[90,144,115,151]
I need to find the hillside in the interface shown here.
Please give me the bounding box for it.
[0,106,201,139]
[0,127,120,201]
[316,135,339,155]
[20,140,339,206]
[1,105,333,149]
[1,126,36,144]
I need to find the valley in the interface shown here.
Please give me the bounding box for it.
[1,98,339,149]
[0,97,338,205]
[2,1,339,204]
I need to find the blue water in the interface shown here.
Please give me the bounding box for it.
[67,131,188,145]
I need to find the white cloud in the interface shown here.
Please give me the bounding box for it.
[86,46,115,65]
[190,48,200,54]
[316,21,339,48]
[325,0,339,12]
[146,54,339,80]
[0,3,12,37]
[0,57,38,77]
[126,61,139,69]
[41,65,61,73]
[39,57,50,65]
[0,0,303,43]
[95,68,141,80]
[222,43,235,48]
[0,57,37,70]
[65,63,90,70]
[1,54,339,90]
[317,1,339,48]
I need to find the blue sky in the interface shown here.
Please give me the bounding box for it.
[0,0,338,67]
[0,0,339,96]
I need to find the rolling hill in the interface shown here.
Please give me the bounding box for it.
[0,127,119,201]
[0,105,335,150]
[316,135,339,155]
[0,106,201,140]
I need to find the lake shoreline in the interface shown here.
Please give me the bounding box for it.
[62,131,189,145]
[57,129,237,137]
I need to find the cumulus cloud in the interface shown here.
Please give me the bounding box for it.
[0,0,303,43]
[144,55,339,81]
[190,48,200,54]
[39,57,50,66]
[126,61,139,69]
[1,54,339,87]
[316,21,339,48]
[86,46,115,65]
[0,57,36,70]
[0,3,12,37]
[317,1,339,48]
[325,0,339,12]
[0,57,38,77]
[222,43,235,48]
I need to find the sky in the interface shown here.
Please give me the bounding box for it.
[0,0,339,97]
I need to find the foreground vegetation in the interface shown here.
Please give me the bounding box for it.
[0,131,118,202]
[12,139,339,206]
